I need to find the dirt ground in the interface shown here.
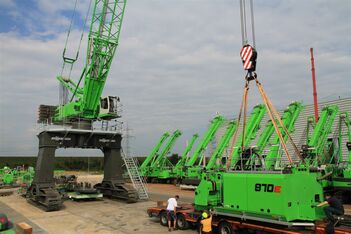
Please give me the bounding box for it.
[1,174,350,234]
[76,174,195,203]
[0,174,196,234]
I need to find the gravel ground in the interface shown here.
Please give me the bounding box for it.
[1,174,350,234]
[0,174,196,234]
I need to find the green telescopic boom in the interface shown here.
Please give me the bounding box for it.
[264,102,303,169]
[254,120,274,155]
[139,132,170,172]
[175,134,199,170]
[340,112,351,174]
[305,105,339,166]
[338,112,351,168]
[151,130,182,167]
[230,104,266,167]
[343,113,351,163]
[206,120,237,170]
[185,116,225,167]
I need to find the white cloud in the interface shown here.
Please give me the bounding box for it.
[0,0,350,157]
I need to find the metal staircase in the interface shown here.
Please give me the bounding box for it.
[121,151,149,200]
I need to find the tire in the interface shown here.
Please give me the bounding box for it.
[219,221,234,234]
[159,211,168,226]
[342,191,351,204]
[176,213,190,230]
[171,178,177,184]
[147,211,153,217]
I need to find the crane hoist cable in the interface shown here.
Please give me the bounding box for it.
[59,0,93,104]
[60,0,93,81]
[59,0,93,110]
[69,0,93,102]
[226,0,305,170]
[240,0,256,48]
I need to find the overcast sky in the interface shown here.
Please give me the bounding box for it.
[0,0,350,157]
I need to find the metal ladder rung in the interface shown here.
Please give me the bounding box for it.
[121,151,149,200]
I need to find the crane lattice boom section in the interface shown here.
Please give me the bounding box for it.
[54,0,127,122]
[83,0,126,117]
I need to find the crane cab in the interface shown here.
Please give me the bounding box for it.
[99,96,120,119]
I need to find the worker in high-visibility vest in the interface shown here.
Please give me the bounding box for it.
[199,211,212,234]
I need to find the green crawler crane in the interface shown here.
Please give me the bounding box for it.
[181,120,237,187]
[139,132,170,178]
[302,105,339,166]
[147,130,182,182]
[194,105,330,225]
[174,134,199,176]
[229,104,266,168]
[182,116,225,185]
[154,134,199,183]
[264,101,303,169]
[330,112,351,201]
[29,0,143,211]
[205,120,237,171]
[193,0,337,227]
[53,0,127,124]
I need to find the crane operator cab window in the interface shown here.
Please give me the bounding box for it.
[99,96,119,118]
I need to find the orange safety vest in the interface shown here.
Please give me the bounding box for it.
[200,216,212,232]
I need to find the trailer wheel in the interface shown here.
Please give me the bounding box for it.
[219,221,234,234]
[176,214,190,230]
[159,211,168,226]
[147,211,152,217]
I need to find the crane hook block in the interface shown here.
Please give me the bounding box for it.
[240,44,257,72]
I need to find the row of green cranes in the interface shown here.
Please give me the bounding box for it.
[193,104,351,229]
[144,0,351,227]
[0,166,34,188]
[139,100,351,200]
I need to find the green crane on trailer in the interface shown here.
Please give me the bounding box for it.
[149,0,351,231]
[194,0,327,227]
[182,116,225,184]
[264,102,303,169]
[147,130,182,181]
[205,120,237,171]
[52,0,127,124]
[302,105,339,166]
[139,132,170,177]
[229,104,266,168]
